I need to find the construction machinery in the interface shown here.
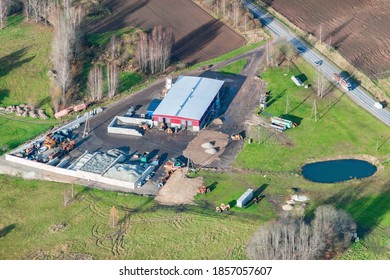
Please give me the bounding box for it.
[254,195,265,204]
[215,203,231,213]
[44,134,57,149]
[140,152,150,163]
[62,139,75,152]
[159,123,167,130]
[231,133,243,140]
[197,186,211,194]
[332,73,352,91]
[138,122,150,131]
[167,127,173,134]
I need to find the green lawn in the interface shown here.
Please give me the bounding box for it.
[218,58,248,75]
[190,41,265,70]
[0,15,52,115]
[0,175,263,260]
[0,116,56,153]
[86,27,137,47]
[235,57,390,171]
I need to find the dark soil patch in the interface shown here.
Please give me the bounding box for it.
[86,0,245,64]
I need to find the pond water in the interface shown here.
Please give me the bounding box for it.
[301,159,377,183]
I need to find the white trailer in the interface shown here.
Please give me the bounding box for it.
[237,188,254,208]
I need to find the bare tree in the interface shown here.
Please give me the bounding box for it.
[248,205,356,260]
[51,1,82,107]
[109,206,118,228]
[0,0,9,30]
[279,42,296,72]
[108,35,119,61]
[136,25,174,74]
[106,63,119,98]
[87,64,103,101]
[49,83,61,113]
[136,32,149,73]
[312,205,356,258]
[232,0,240,27]
[248,219,315,260]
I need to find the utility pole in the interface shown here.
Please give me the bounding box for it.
[83,114,90,138]
[257,125,261,143]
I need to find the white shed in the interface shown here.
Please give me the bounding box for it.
[291,75,303,86]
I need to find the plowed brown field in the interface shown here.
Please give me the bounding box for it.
[261,0,390,80]
[87,0,245,64]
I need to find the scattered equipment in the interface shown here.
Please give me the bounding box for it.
[44,134,57,149]
[140,152,150,163]
[254,195,265,204]
[231,133,243,140]
[215,203,230,213]
[159,123,167,130]
[197,186,211,194]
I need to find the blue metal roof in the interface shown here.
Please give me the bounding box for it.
[153,76,224,120]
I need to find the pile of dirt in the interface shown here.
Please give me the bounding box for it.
[155,168,203,205]
[183,130,229,166]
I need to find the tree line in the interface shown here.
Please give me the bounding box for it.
[196,0,261,31]
[0,0,175,113]
[247,205,357,260]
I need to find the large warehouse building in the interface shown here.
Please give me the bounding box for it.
[153,76,224,131]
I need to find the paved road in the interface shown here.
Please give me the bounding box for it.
[243,0,390,127]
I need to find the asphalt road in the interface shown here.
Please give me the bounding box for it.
[243,0,390,127]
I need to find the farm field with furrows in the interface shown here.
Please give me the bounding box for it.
[259,0,390,81]
[86,0,245,64]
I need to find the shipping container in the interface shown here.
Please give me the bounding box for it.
[237,188,254,208]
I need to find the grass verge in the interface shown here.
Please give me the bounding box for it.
[218,58,248,75]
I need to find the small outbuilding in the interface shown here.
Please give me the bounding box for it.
[291,75,303,86]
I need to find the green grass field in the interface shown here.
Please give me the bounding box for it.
[0,116,56,154]
[0,15,52,114]
[190,41,265,70]
[235,57,390,171]
[218,58,248,75]
[0,175,263,260]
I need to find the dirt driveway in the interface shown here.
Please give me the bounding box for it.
[155,168,203,205]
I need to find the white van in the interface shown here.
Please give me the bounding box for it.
[374,102,383,109]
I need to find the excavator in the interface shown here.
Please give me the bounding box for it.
[44,134,57,149]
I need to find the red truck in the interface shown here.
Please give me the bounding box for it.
[332,73,352,91]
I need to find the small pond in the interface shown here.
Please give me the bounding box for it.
[301,159,377,183]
